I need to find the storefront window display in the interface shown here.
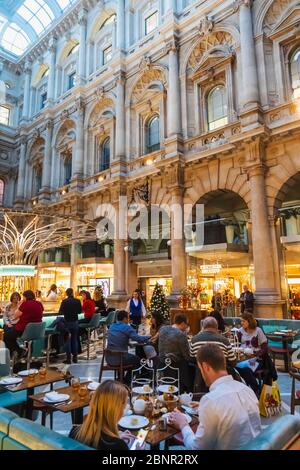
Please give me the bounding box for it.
[76,264,114,297]
[37,267,71,300]
[288,279,300,319]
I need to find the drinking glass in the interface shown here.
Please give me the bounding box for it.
[28,370,36,381]
[78,385,88,400]
[71,377,80,392]
[39,367,47,378]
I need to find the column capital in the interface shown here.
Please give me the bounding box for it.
[20,135,27,146]
[247,163,267,179]
[114,70,126,86]
[45,118,54,132]
[75,97,85,115]
[23,60,32,75]
[164,37,179,55]
[78,9,88,26]
[48,35,57,53]
[234,0,253,11]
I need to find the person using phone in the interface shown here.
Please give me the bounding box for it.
[130,429,149,450]
[69,380,134,450]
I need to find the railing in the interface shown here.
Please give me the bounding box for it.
[279,206,300,237]
[186,217,248,249]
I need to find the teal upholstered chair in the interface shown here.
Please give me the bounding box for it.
[0,408,19,450]
[17,322,46,369]
[240,415,300,450]
[5,416,93,450]
[79,314,101,360]
[0,348,27,413]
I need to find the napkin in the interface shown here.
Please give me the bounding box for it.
[44,391,69,402]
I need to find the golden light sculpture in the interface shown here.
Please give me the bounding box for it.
[0,210,96,265]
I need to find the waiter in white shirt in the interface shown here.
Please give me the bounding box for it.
[169,343,261,450]
[126,290,147,328]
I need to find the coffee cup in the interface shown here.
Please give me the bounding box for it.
[179,392,193,405]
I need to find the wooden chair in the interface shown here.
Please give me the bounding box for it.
[266,334,297,372]
[98,349,132,383]
[289,367,300,415]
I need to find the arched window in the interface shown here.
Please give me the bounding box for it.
[146,115,160,154]
[0,179,4,205]
[207,85,228,131]
[100,14,116,31]
[64,157,72,185]
[100,138,110,172]
[35,167,42,194]
[291,49,300,98]
[67,43,79,57]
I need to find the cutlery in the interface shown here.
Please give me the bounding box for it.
[53,400,72,407]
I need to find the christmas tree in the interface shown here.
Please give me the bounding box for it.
[150,283,170,322]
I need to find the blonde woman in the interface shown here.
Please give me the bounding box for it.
[69,380,133,450]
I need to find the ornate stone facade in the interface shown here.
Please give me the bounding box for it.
[1,1,300,316]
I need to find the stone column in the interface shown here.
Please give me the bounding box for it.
[15,136,27,205]
[115,72,126,161]
[247,151,283,317]
[73,99,85,178]
[117,0,125,50]
[169,186,187,302]
[167,40,182,137]
[47,37,56,103]
[22,61,32,120]
[77,9,87,85]
[40,119,53,201]
[239,0,259,108]
[109,191,128,307]
[55,66,62,98]
[165,0,176,14]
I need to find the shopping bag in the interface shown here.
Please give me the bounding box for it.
[259,381,282,417]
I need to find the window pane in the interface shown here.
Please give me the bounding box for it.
[145,11,158,35]
[0,106,10,125]
[207,86,228,131]
[68,72,76,90]
[40,92,47,109]
[65,159,72,184]
[0,180,4,205]
[147,116,160,153]
[103,45,112,64]
[101,139,110,171]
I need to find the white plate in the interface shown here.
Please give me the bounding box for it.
[132,386,153,394]
[43,393,70,404]
[118,415,149,430]
[157,385,178,394]
[163,412,192,424]
[18,369,39,376]
[88,382,100,391]
[0,377,23,386]
[158,395,178,402]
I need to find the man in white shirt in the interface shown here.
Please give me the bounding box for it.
[169,343,261,450]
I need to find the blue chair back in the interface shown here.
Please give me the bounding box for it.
[106,310,117,326]
[0,348,10,377]
[88,313,101,329]
[21,322,46,341]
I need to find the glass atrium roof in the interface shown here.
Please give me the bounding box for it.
[0,0,76,57]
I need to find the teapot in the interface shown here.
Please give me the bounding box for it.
[133,399,146,415]
[179,392,193,405]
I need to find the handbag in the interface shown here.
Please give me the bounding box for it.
[259,381,282,417]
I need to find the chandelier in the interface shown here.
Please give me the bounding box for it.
[199,262,222,275]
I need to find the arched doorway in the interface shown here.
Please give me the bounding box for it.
[277,173,300,318]
[187,190,251,316]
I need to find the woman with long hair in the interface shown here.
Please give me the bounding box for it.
[93,289,107,317]
[46,284,58,301]
[80,290,96,320]
[69,380,132,450]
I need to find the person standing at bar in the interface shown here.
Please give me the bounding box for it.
[58,288,82,364]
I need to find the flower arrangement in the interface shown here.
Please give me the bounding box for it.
[187,285,202,299]
[179,288,191,309]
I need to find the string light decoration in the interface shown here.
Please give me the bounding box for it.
[150,283,170,322]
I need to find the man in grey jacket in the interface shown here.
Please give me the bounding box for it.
[158,314,195,392]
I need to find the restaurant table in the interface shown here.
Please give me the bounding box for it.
[29,382,92,425]
[119,407,198,451]
[0,369,66,419]
[266,331,299,373]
